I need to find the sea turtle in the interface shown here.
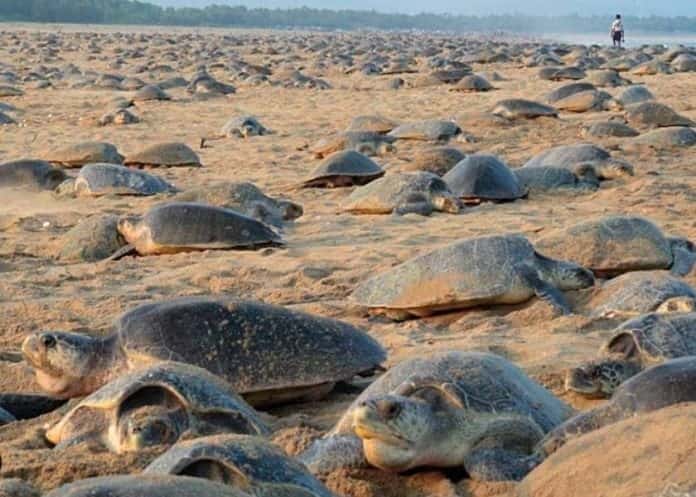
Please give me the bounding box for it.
[387,120,462,142]
[44,475,250,497]
[672,53,696,72]
[341,172,460,216]
[346,115,398,134]
[565,312,696,399]
[624,102,695,128]
[544,82,597,104]
[522,144,634,180]
[144,435,334,497]
[350,234,595,320]
[491,99,558,120]
[21,296,386,404]
[174,182,302,228]
[44,362,268,453]
[124,143,201,168]
[0,85,22,97]
[553,90,612,113]
[540,357,696,456]
[98,108,139,126]
[513,165,599,194]
[200,116,269,148]
[45,142,124,168]
[0,479,38,497]
[58,215,128,262]
[585,69,631,88]
[450,74,494,92]
[111,202,282,258]
[588,271,696,320]
[535,216,696,277]
[630,60,673,76]
[613,85,655,108]
[0,111,15,125]
[581,120,639,138]
[132,84,171,102]
[59,163,177,197]
[400,146,466,176]
[629,127,696,149]
[303,151,385,188]
[538,66,585,81]
[309,131,396,159]
[442,154,526,203]
[0,159,67,191]
[300,351,572,481]
[517,404,696,497]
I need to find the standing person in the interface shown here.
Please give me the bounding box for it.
[611,14,624,48]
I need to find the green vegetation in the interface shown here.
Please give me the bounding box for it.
[1,0,695,33]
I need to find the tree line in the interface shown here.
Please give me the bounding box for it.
[1,0,696,33]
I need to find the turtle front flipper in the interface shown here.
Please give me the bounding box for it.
[464,414,544,481]
[106,244,137,261]
[518,265,572,314]
[464,448,542,481]
[536,404,616,457]
[669,238,696,276]
[298,434,367,474]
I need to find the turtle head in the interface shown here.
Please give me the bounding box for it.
[22,332,102,398]
[536,254,595,291]
[352,393,458,472]
[565,359,642,398]
[117,406,184,453]
[276,199,304,221]
[116,215,143,243]
[656,296,696,313]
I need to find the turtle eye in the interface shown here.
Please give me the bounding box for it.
[41,334,57,349]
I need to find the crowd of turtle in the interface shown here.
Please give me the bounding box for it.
[1,28,696,497]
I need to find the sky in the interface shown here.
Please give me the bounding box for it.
[150,0,693,17]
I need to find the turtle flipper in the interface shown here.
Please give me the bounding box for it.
[536,404,616,457]
[393,202,434,216]
[106,244,137,261]
[298,434,367,474]
[519,265,572,314]
[669,239,696,276]
[464,448,542,481]
[464,414,545,481]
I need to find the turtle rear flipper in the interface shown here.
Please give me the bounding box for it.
[107,244,137,261]
[519,265,571,314]
[298,434,366,474]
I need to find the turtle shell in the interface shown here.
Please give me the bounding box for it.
[523,144,611,169]
[544,82,596,104]
[124,202,282,252]
[341,172,458,214]
[451,74,493,92]
[601,312,696,363]
[114,297,386,395]
[332,351,572,435]
[615,85,654,107]
[443,154,525,201]
[625,102,695,129]
[310,131,394,158]
[304,151,385,187]
[75,163,176,196]
[43,475,249,497]
[145,434,333,497]
[46,362,269,446]
[124,143,201,167]
[591,271,696,318]
[221,116,266,137]
[491,99,558,119]
[387,120,461,141]
[535,216,674,276]
[350,234,542,313]
[401,146,466,176]
[347,115,398,134]
[47,142,124,168]
[0,159,67,190]
[132,84,171,102]
[631,127,696,149]
[513,166,597,194]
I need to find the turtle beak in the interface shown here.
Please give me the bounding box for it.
[564,366,604,397]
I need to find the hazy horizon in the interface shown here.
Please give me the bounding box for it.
[149,0,693,17]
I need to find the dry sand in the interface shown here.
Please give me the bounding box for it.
[0,23,695,497]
